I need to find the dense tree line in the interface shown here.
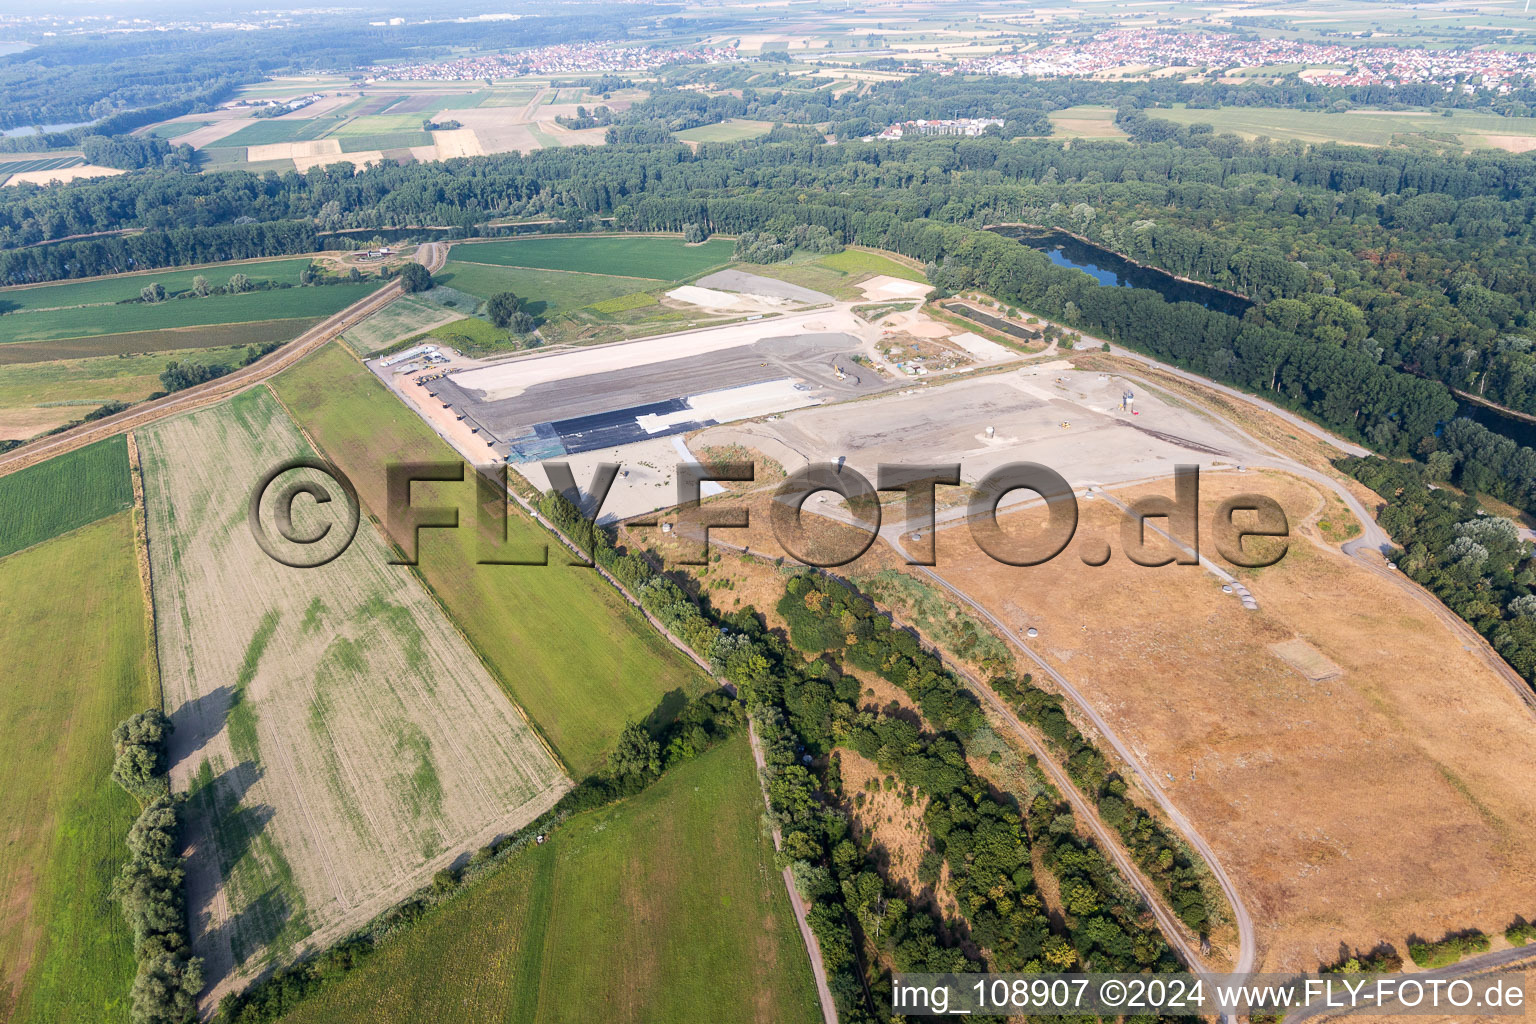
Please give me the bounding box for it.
[108,709,203,1024]
[780,572,1178,974]
[999,674,1214,932]
[1340,455,1536,683]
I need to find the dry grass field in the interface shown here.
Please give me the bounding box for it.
[631,454,1536,972]
[137,388,568,1002]
[924,471,1536,972]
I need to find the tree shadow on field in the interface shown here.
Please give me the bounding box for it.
[641,687,689,737]
[0,299,17,316]
[169,684,235,766]
[202,885,296,974]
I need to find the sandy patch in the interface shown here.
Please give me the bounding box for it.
[857,275,932,302]
[3,165,124,187]
[666,285,788,313]
[898,318,951,339]
[432,128,484,160]
[947,331,1012,361]
[1474,134,1536,154]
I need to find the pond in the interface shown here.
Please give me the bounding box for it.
[990,226,1255,318]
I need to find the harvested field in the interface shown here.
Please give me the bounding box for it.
[0,512,155,1024]
[294,150,383,172]
[339,294,466,354]
[273,736,821,1024]
[138,388,569,999]
[246,139,341,163]
[0,318,321,365]
[923,471,1536,972]
[271,343,711,776]
[2,165,123,187]
[0,405,79,440]
[0,346,245,432]
[431,128,484,159]
[0,434,131,558]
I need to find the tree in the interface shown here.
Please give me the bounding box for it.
[191,275,209,297]
[398,262,431,293]
[609,722,660,782]
[487,290,521,328]
[227,273,252,293]
[140,283,165,303]
[112,709,173,800]
[508,309,536,335]
[682,222,707,243]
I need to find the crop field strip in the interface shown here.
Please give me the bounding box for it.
[138,386,569,998]
[0,434,131,557]
[0,155,85,173]
[274,736,822,1024]
[447,235,735,279]
[0,282,378,343]
[0,319,323,366]
[0,511,155,1024]
[0,256,314,314]
[271,342,712,775]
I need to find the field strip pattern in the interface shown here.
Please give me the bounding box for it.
[138,387,568,1001]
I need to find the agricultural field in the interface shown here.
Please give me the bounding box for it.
[1148,104,1536,151]
[0,345,267,441]
[275,736,822,1024]
[270,343,711,775]
[0,434,131,558]
[675,118,774,143]
[0,512,156,1024]
[137,388,570,998]
[338,293,467,354]
[215,117,349,148]
[0,155,86,173]
[1,282,377,343]
[1043,105,1128,140]
[448,236,735,280]
[0,319,320,366]
[0,257,315,314]
[434,262,648,317]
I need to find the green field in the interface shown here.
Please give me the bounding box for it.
[328,114,430,136]
[0,435,132,558]
[1,283,377,343]
[435,262,648,317]
[1148,104,1536,149]
[448,236,735,281]
[0,155,85,173]
[675,118,774,143]
[336,132,433,152]
[216,118,347,147]
[271,343,710,774]
[142,120,213,139]
[0,511,155,1024]
[0,258,315,314]
[276,736,819,1024]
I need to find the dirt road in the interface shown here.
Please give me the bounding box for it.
[0,242,447,479]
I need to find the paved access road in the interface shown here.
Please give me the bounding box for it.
[0,243,447,479]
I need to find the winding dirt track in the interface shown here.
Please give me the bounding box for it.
[0,243,446,479]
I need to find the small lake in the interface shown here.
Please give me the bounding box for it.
[990,227,1255,318]
[1458,399,1536,450]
